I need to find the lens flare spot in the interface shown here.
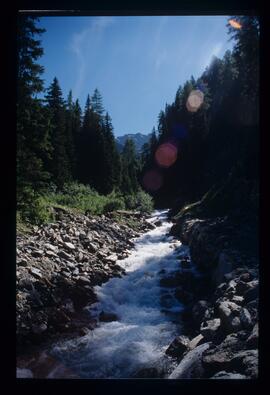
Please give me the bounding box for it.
[229,19,242,29]
[155,143,178,168]
[186,90,204,112]
[142,169,163,191]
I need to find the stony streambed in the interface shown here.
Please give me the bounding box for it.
[16,209,259,379]
[17,210,197,378]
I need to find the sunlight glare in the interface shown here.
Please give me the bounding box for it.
[228,19,242,29]
[186,90,204,112]
[155,143,178,168]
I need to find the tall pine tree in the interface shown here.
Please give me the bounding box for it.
[17,16,52,211]
[45,77,71,189]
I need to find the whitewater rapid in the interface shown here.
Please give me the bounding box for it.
[48,210,194,378]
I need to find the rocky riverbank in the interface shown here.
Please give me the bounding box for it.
[16,207,155,357]
[165,214,259,379]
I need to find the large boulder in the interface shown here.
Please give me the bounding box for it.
[17,368,34,378]
[211,371,247,379]
[165,335,190,359]
[99,311,118,322]
[246,323,258,348]
[200,318,221,341]
[230,350,258,379]
[168,343,210,379]
[218,301,242,334]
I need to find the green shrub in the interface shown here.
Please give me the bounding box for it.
[124,189,154,213]
[18,192,54,225]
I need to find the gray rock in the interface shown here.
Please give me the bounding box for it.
[77,276,91,285]
[244,282,259,303]
[200,319,221,341]
[236,281,252,295]
[211,371,247,379]
[58,250,72,260]
[105,254,118,262]
[63,242,75,250]
[46,250,58,257]
[44,243,58,252]
[246,323,258,348]
[17,368,34,378]
[231,350,258,379]
[88,242,98,253]
[239,272,252,282]
[99,311,118,322]
[231,295,244,305]
[31,249,44,257]
[169,343,210,379]
[189,334,205,350]
[239,308,253,329]
[17,258,28,267]
[29,267,43,279]
[218,301,242,333]
[165,335,190,359]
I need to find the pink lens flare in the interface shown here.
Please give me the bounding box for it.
[155,143,178,168]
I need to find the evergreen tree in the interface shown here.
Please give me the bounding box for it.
[45,77,71,189]
[91,88,104,118]
[65,90,77,179]
[101,112,121,193]
[121,138,139,194]
[17,16,52,211]
[72,99,82,179]
[77,92,105,192]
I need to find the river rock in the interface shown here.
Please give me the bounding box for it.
[218,301,242,333]
[77,276,91,285]
[169,343,210,379]
[17,368,34,378]
[29,268,43,279]
[211,371,247,379]
[200,318,221,341]
[244,282,259,303]
[246,323,258,348]
[99,311,118,322]
[189,334,205,349]
[63,242,75,250]
[58,250,72,260]
[165,335,190,359]
[230,349,258,378]
[239,307,253,329]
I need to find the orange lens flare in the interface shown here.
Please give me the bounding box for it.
[228,19,242,29]
[155,143,178,168]
[186,90,204,113]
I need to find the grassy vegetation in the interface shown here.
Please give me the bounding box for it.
[17,182,154,227]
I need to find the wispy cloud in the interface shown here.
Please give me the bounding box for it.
[152,16,169,72]
[69,17,115,98]
[200,41,224,72]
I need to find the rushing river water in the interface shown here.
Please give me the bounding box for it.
[45,210,195,378]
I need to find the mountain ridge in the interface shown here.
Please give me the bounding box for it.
[116,132,151,153]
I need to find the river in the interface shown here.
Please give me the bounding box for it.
[35,210,196,378]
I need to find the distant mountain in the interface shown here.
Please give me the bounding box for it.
[116,133,151,153]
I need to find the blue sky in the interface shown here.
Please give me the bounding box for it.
[38,16,234,137]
